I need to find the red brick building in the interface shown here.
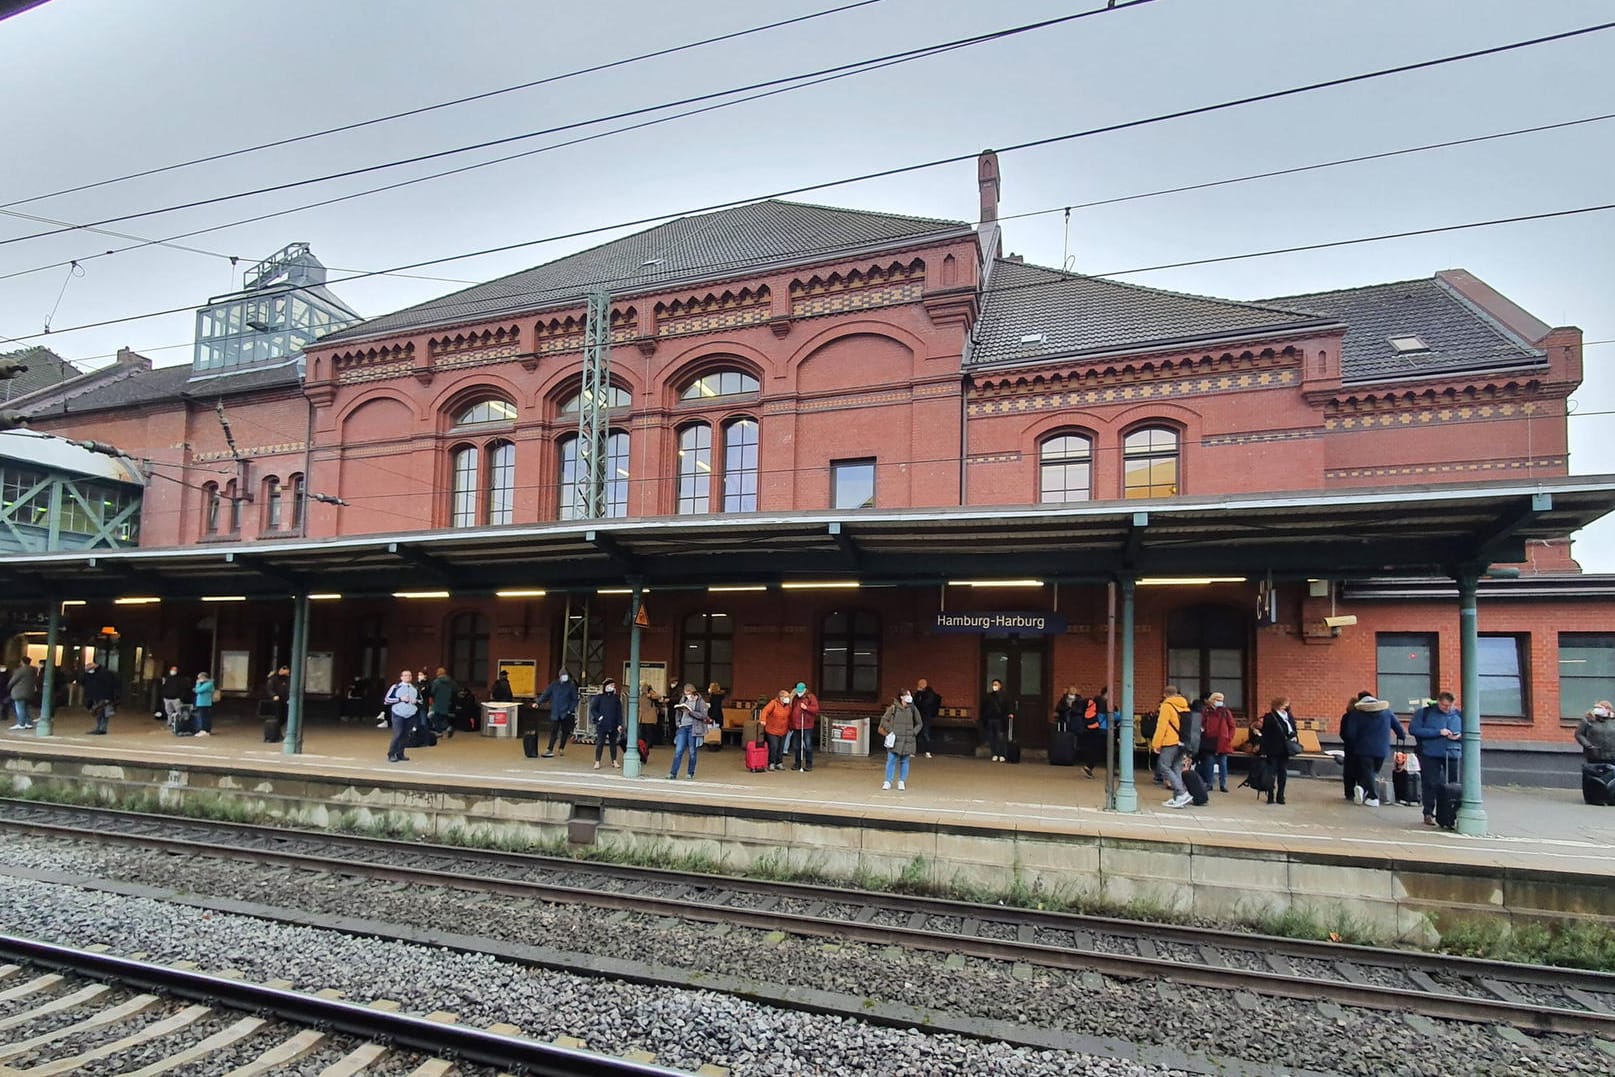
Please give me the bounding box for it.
[12,154,1611,775]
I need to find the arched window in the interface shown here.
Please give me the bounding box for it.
[1039,434,1092,503]
[287,473,305,530]
[561,385,631,412]
[681,370,758,400]
[1123,426,1180,498]
[486,440,514,525]
[722,418,759,512]
[263,475,282,530]
[450,444,480,527]
[455,398,517,426]
[559,431,629,520]
[447,611,490,687]
[820,610,880,697]
[224,479,242,533]
[681,612,733,693]
[676,424,712,514]
[202,482,220,535]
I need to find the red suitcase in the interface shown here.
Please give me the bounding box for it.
[745,741,769,773]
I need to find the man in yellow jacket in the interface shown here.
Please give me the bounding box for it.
[1151,685,1192,808]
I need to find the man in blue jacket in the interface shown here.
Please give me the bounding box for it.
[1408,690,1463,826]
[536,669,579,758]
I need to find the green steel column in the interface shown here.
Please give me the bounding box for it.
[1113,577,1139,813]
[36,602,61,737]
[1455,570,1488,835]
[622,578,644,778]
[283,594,310,756]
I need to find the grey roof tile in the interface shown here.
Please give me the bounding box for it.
[970,259,1331,366]
[21,361,303,418]
[1,346,82,401]
[1261,276,1546,384]
[319,199,972,345]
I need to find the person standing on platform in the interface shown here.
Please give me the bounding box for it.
[1338,690,1373,802]
[879,689,921,790]
[192,672,215,736]
[81,660,118,735]
[429,667,457,739]
[1255,696,1297,806]
[536,669,579,758]
[1152,685,1192,807]
[1408,691,1463,826]
[1344,695,1405,806]
[264,665,291,737]
[383,669,420,763]
[788,681,820,772]
[1200,692,1236,793]
[980,678,1011,762]
[707,682,726,735]
[760,688,792,771]
[490,670,514,703]
[912,677,942,759]
[159,665,188,730]
[452,685,480,733]
[7,656,38,730]
[591,677,624,770]
[669,682,710,780]
[1575,700,1615,763]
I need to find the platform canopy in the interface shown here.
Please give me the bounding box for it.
[5,475,1615,603]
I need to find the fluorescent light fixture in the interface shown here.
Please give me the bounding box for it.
[61,600,87,607]
[1136,576,1248,586]
[709,585,766,593]
[201,595,247,603]
[113,596,161,605]
[308,593,342,601]
[597,587,651,595]
[781,581,860,590]
[947,579,1044,588]
[392,590,450,599]
[496,589,548,598]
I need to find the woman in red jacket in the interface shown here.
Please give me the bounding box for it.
[759,689,793,771]
[1198,692,1237,793]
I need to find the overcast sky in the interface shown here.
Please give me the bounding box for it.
[2,0,1611,566]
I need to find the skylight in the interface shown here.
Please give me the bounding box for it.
[1388,335,1430,354]
[1019,333,1048,345]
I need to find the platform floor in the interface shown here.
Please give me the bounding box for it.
[5,714,1612,878]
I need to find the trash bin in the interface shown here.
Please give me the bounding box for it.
[480,701,519,738]
[828,716,868,755]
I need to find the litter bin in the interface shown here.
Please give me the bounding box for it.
[828,716,868,755]
[480,701,519,738]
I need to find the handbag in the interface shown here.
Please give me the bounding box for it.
[884,730,897,749]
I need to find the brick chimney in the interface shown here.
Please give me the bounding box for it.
[976,150,1003,269]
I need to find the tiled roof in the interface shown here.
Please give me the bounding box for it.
[1,346,82,401]
[21,361,303,418]
[1261,276,1546,384]
[969,260,1331,367]
[319,199,973,345]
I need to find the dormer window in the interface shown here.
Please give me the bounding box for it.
[1388,335,1429,354]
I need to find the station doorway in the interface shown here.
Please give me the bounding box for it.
[982,636,1050,750]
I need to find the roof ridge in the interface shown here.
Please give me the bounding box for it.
[764,197,969,230]
[992,258,1327,322]
[1259,274,1438,305]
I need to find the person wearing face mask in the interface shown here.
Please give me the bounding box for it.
[669,682,710,780]
[980,678,1011,763]
[1576,700,1615,805]
[787,681,821,772]
[760,688,793,771]
[879,689,921,791]
[912,678,941,759]
[159,665,190,731]
[535,669,580,758]
[590,678,624,770]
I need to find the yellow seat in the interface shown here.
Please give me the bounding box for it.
[1297,728,1323,754]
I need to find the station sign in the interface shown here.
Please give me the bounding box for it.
[931,611,1067,635]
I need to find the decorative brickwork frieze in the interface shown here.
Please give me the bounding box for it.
[427,325,521,365]
[656,287,771,339]
[1325,457,1566,481]
[333,342,414,384]
[968,356,1299,416]
[789,258,925,319]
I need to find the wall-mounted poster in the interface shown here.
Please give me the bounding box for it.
[628,661,668,700]
[304,652,334,696]
[219,650,251,694]
[497,659,538,698]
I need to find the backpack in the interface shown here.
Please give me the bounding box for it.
[1083,698,1099,728]
[1173,705,1202,756]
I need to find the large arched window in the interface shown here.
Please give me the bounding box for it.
[1167,604,1247,712]
[722,418,759,512]
[224,479,242,533]
[486,440,514,525]
[202,482,220,536]
[450,444,480,527]
[681,370,758,400]
[1123,426,1180,498]
[1039,434,1092,503]
[262,475,283,531]
[455,399,517,425]
[446,394,519,527]
[287,472,305,530]
[820,610,880,697]
[561,385,631,412]
[676,424,713,514]
[447,611,490,688]
[558,432,629,519]
[681,612,734,693]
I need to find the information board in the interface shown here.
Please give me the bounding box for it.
[497,658,538,698]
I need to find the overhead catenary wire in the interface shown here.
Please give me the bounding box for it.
[3,15,1611,346]
[0,0,890,212]
[0,1,1161,249]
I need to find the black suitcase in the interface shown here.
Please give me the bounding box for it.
[522,732,539,758]
[262,718,282,743]
[1436,782,1462,829]
[1582,762,1615,806]
[1003,742,1022,764]
[1049,730,1077,766]
[1183,766,1210,806]
[1393,770,1419,805]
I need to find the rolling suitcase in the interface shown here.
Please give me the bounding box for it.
[1003,742,1022,764]
[523,732,539,758]
[1434,759,1461,828]
[1582,762,1615,806]
[1183,766,1210,806]
[1393,770,1418,806]
[1049,730,1077,766]
[262,718,282,743]
[745,740,769,773]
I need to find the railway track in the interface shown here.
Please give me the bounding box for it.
[3,798,1614,1041]
[0,935,683,1076]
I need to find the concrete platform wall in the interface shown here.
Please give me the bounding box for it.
[7,753,1612,948]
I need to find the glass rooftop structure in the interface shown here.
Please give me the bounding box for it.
[192,244,359,374]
